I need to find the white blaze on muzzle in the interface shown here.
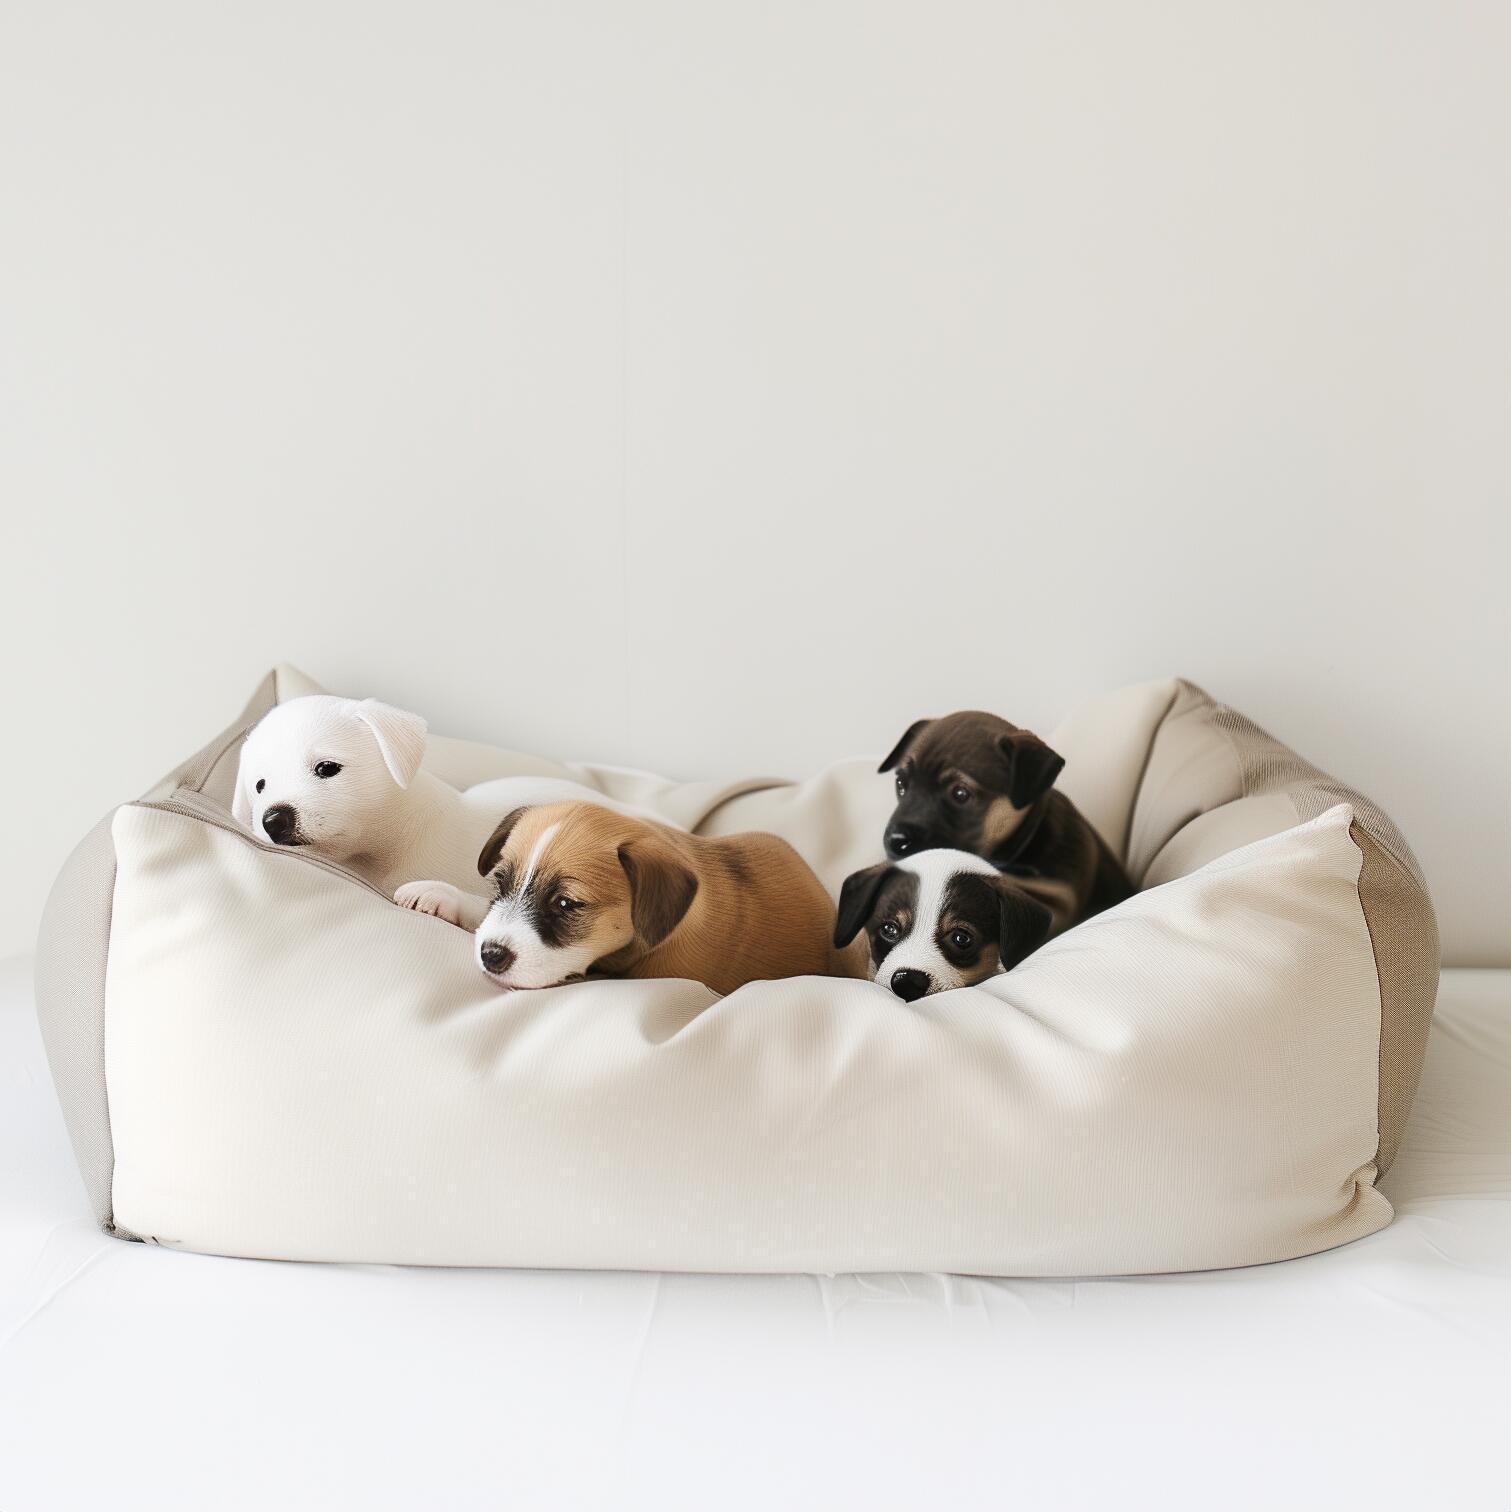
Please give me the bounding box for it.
[476,824,597,988]
[875,850,1003,995]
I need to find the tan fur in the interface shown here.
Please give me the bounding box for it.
[980,794,1033,852]
[1011,874,1081,934]
[487,802,864,995]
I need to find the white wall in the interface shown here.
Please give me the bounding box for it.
[2,2,1506,963]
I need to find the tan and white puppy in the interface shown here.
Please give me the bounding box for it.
[436,800,862,995]
[233,695,661,902]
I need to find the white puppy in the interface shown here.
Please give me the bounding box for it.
[233,695,658,926]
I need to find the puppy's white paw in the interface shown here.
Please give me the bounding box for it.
[394,879,467,926]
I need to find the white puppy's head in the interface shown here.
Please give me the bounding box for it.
[233,695,427,864]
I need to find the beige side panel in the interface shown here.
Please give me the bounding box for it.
[1134,681,1439,1175]
[1354,824,1441,1173]
[33,811,120,1228]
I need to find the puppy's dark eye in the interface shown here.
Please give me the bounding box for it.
[949,928,975,951]
[949,784,973,806]
[554,895,583,912]
[255,779,265,794]
[314,761,343,779]
[895,774,907,797]
[879,920,901,941]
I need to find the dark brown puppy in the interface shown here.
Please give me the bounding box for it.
[879,711,1132,936]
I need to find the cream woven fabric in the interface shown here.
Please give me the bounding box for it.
[36,670,1436,1274]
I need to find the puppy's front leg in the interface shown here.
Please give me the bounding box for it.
[394,880,491,932]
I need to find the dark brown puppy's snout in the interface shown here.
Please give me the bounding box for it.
[890,968,932,1001]
[886,824,924,858]
[262,804,298,844]
[479,941,516,976]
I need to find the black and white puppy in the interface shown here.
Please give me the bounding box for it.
[833,849,1053,1001]
[878,710,1132,936]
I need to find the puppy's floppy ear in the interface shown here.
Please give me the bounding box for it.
[352,698,428,789]
[231,737,254,827]
[878,718,932,774]
[833,862,894,948]
[997,731,1065,808]
[477,807,528,877]
[990,877,1053,970]
[617,836,699,950]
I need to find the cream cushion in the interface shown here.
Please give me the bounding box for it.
[35,669,1438,1275]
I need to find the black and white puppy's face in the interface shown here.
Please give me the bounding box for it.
[878,710,1066,862]
[834,850,1053,1001]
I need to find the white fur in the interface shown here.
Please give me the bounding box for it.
[475,821,562,976]
[514,823,559,900]
[877,849,1002,994]
[350,699,426,788]
[234,695,669,921]
[391,880,490,931]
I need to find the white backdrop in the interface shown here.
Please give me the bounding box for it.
[1,2,1506,963]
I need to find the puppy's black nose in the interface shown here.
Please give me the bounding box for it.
[886,826,922,858]
[479,941,516,976]
[261,805,298,844]
[890,968,932,1002]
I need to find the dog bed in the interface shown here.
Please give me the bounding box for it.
[34,668,1438,1275]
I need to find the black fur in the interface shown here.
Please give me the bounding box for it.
[534,870,593,948]
[835,865,920,961]
[478,806,530,876]
[981,875,1054,969]
[998,732,1065,810]
[878,710,1133,934]
[833,861,1052,997]
[486,855,594,948]
[877,719,932,774]
[834,862,898,948]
